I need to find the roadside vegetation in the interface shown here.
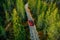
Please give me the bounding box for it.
[0,0,60,40]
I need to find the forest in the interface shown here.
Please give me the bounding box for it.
[0,0,60,40]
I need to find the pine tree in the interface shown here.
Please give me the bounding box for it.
[0,26,6,40]
[28,0,60,40]
[12,8,26,40]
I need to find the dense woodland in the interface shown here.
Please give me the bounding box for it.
[0,0,60,40]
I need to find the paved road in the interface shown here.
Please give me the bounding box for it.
[25,3,40,40]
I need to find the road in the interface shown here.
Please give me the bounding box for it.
[25,3,40,40]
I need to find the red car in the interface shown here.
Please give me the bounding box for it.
[28,20,34,26]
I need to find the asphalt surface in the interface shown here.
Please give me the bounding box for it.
[25,3,40,40]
